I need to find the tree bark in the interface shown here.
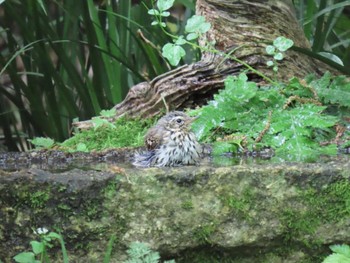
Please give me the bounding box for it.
[74,0,335,129]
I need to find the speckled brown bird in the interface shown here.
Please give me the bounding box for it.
[133,111,202,167]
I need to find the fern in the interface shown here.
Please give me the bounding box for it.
[124,242,175,263]
[190,72,348,161]
[323,244,350,263]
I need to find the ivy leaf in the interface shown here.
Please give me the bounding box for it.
[273,36,294,52]
[162,43,186,66]
[186,32,198,40]
[185,15,211,34]
[265,45,275,55]
[157,0,175,12]
[266,60,274,67]
[274,52,284,60]
[175,36,186,45]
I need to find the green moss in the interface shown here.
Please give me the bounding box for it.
[220,188,255,220]
[193,222,218,245]
[26,190,50,209]
[102,176,121,199]
[60,116,155,151]
[181,200,194,210]
[279,179,350,254]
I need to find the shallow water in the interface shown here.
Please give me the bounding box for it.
[0,149,349,172]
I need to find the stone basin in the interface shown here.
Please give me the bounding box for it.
[0,150,350,262]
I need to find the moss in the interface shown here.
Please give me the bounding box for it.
[60,116,155,151]
[28,190,50,209]
[181,200,194,210]
[219,188,255,220]
[278,179,350,258]
[193,222,218,245]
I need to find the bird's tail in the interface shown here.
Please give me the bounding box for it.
[132,150,156,167]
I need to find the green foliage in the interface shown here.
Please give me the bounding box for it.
[28,137,55,149]
[294,0,349,74]
[323,244,350,263]
[125,242,175,263]
[60,117,153,152]
[191,72,349,161]
[266,36,294,72]
[13,228,68,263]
[193,223,217,245]
[0,0,177,150]
[148,0,210,66]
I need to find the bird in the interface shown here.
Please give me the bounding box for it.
[133,111,202,167]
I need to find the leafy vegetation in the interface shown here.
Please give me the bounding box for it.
[0,0,349,151]
[190,72,349,161]
[14,233,174,263]
[0,0,189,150]
[13,228,68,263]
[125,242,175,263]
[323,244,350,263]
[294,0,350,71]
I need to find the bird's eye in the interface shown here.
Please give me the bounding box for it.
[176,118,183,124]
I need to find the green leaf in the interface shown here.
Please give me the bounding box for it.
[274,52,284,60]
[91,117,116,129]
[148,9,160,16]
[266,60,274,67]
[30,241,44,255]
[175,36,186,45]
[76,143,88,152]
[185,15,211,34]
[323,253,350,263]
[28,137,55,148]
[186,32,198,40]
[330,244,350,258]
[160,11,170,17]
[273,36,294,51]
[312,73,350,107]
[13,252,36,263]
[162,43,186,66]
[265,45,275,55]
[47,232,62,240]
[100,108,117,118]
[224,74,258,102]
[157,0,175,12]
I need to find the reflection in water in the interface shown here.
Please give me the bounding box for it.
[0,154,350,173]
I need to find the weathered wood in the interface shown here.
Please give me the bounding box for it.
[74,0,336,130]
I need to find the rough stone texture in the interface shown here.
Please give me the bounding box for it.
[1,153,350,262]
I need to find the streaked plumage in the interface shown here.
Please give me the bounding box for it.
[133,111,202,167]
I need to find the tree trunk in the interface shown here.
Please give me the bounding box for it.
[74,0,334,129]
